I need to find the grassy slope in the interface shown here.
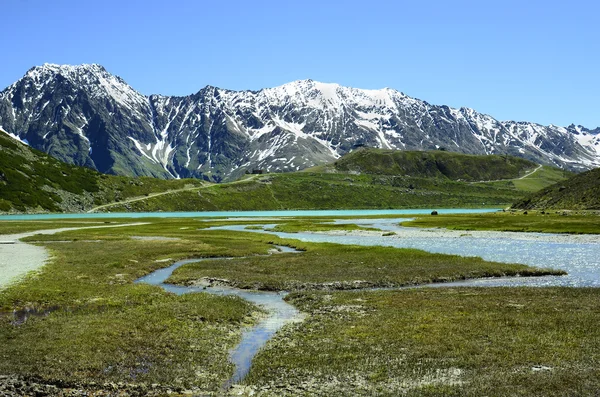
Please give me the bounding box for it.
[105,172,531,212]
[0,131,203,213]
[402,212,600,234]
[469,165,572,193]
[247,288,600,396]
[104,150,571,212]
[512,167,600,210]
[326,148,540,181]
[0,131,100,212]
[0,131,571,213]
[504,166,572,192]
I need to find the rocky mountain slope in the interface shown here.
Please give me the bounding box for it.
[1,64,599,181]
[0,129,568,213]
[0,130,203,213]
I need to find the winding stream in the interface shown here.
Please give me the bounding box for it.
[134,246,304,388]
[136,218,600,387]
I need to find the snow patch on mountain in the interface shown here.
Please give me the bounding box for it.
[3,129,29,145]
[1,64,599,181]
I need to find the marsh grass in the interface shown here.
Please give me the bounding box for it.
[0,221,290,391]
[246,288,600,396]
[267,220,379,233]
[0,218,579,394]
[167,241,563,291]
[403,212,600,234]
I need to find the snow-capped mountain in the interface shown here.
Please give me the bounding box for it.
[1,63,599,180]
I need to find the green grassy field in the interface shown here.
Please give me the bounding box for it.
[324,148,543,182]
[402,211,600,234]
[246,288,600,396]
[167,241,562,291]
[81,157,575,213]
[0,217,593,396]
[103,171,530,212]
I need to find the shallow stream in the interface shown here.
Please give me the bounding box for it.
[135,246,304,388]
[136,217,600,387]
[212,218,600,287]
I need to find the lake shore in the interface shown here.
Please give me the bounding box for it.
[0,223,148,290]
[0,232,48,290]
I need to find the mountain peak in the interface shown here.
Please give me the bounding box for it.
[1,64,600,181]
[21,63,147,110]
[26,63,108,79]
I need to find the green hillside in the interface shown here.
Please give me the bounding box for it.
[322,148,540,181]
[512,167,600,210]
[0,132,572,213]
[0,131,203,213]
[102,169,554,212]
[99,151,570,212]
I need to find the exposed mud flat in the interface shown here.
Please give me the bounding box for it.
[0,232,51,290]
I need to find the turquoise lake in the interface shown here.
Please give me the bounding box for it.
[0,208,500,221]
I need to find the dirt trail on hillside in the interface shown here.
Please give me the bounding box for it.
[87,175,259,213]
[471,164,543,184]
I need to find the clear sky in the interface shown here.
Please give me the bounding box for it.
[2,0,599,127]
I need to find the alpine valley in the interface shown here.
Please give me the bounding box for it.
[1,63,599,181]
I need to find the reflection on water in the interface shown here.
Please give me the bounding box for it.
[134,247,303,387]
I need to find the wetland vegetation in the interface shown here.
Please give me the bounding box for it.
[167,242,562,291]
[0,214,598,395]
[247,288,600,396]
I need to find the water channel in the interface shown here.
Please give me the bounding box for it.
[212,218,600,287]
[136,216,600,386]
[135,246,304,388]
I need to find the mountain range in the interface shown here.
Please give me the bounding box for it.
[1,63,599,181]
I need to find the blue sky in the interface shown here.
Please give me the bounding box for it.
[3,0,599,127]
